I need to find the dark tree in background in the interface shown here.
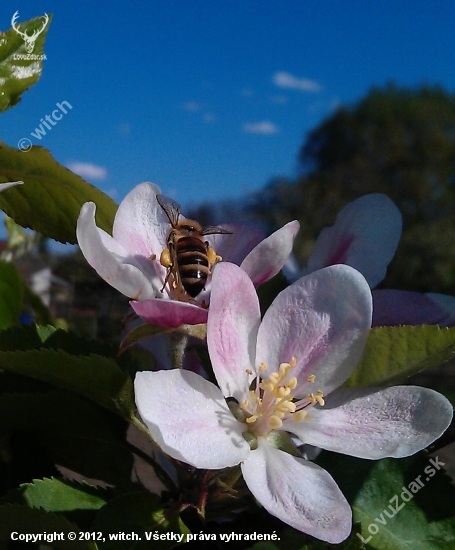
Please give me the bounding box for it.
[251,83,455,294]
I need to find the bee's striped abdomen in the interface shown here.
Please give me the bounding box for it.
[176,237,210,297]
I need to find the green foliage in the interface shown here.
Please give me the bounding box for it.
[251,84,455,295]
[346,325,455,387]
[4,477,107,511]
[93,492,190,549]
[0,325,135,420]
[318,451,455,550]
[0,504,97,549]
[0,390,136,489]
[0,260,23,329]
[0,141,118,243]
[0,13,51,112]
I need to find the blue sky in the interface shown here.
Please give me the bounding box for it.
[1,0,455,214]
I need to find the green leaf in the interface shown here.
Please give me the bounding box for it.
[318,452,455,550]
[0,505,99,548]
[0,260,23,329]
[0,13,51,112]
[0,390,135,489]
[0,504,97,549]
[93,492,189,549]
[345,325,455,387]
[0,141,117,243]
[0,347,135,420]
[0,322,53,351]
[4,477,107,511]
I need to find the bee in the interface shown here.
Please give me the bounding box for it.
[156,194,232,298]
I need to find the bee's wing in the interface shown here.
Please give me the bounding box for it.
[201,225,233,236]
[156,194,182,227]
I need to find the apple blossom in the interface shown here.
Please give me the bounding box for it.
[134,262,453,542]
[287,193,455,326]
[77,182,299,328]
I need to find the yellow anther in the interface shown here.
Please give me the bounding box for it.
[286,376,297,390]
[259,362,267,372]
[307,393,317,404]
[268,372,280,383]
[246,415,258,424]
[315,390,325,406]
[289,357,297,367]
[242,399,249,409]
[246,368,253,375]
[277,401,296,413]
[260,381,275,393]
[293,410,309,422]
[278,363,289,377]
[307,375,316,383]
[268,415,283,429]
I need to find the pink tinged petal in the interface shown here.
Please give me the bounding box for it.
[131,298,208,329]
[241,439,352,543]
[241,221,300,286]
[307,194,402,288]
[134,369,250,469]
[207,223,265,266]
[257,265,372,396]
[76,202,156,300]
[0,181,23,192]
[112,182,170,258]
[289,386,453,459]
[207,262,261,402]
[372,289,455,327]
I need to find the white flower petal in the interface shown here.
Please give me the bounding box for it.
[207,223,264,266]
[112,182,169,259]
[77,202,156,300]
[134,369,250,469]
[207,263,261,401]
[288,386,453,459]
[373,289,455,327]
[306,194,402,288]
[257,265,372,396]
[241,439,352,543]
[0,181,23,192]
[240,220,300,286]
[131,297,208,328]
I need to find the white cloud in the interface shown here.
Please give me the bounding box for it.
[181,101,202,112]
[204,113,216,123]
[272,71,322,92]
[240,87,254,97]
[270,95,289,104]
[67,162,108,181]
[243,121,279,135]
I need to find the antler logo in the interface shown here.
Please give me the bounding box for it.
[11,11,49,54]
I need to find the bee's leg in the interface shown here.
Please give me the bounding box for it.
[207,245,222,267]
[159,248,174,292]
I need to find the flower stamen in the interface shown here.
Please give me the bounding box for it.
[239,357,324,437]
